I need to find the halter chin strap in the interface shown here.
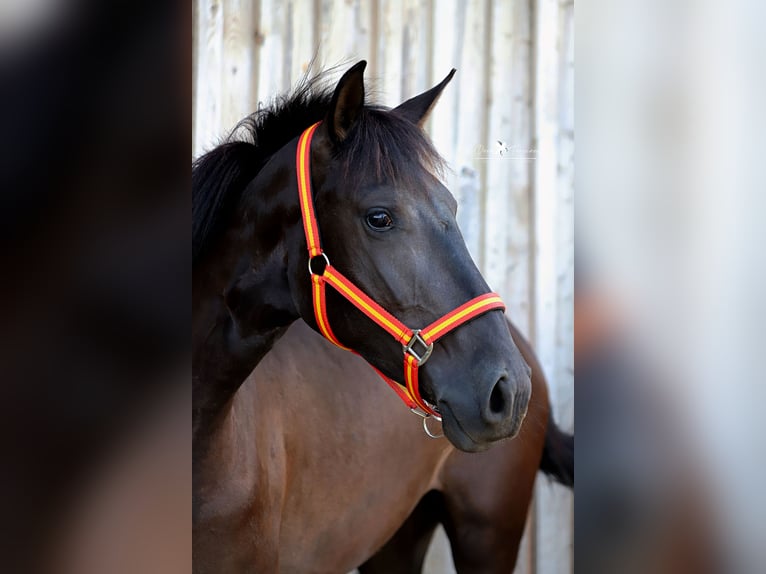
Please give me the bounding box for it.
[296,121,505,419]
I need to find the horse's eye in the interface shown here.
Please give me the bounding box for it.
[365,210,394,231]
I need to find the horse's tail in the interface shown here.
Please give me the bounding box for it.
[539,415,574,487]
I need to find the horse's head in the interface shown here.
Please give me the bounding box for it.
[286,61,531,452]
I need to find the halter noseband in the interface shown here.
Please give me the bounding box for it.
[296,122,506,419]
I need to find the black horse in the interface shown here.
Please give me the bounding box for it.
[193,61,538,572]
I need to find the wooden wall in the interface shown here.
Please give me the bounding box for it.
[192,1,574,572]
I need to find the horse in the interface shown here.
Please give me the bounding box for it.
[193,61,568,572]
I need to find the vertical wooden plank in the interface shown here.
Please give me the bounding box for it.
[508,0,534,334]
[377,0,404,106]
[248,0,261,113]
[484,0,533,334]
[532,0,558,451]
[429,0,459,164]
[194,0,224,156]
[256,0,287,107]
[428,0,459,263]
[355,0,378,78]
[289,0,317,82]
[483,0,512,295]
[553,1,575,570]
[401,0,431,99]
[533,0,574,572]
[454,0,490,265]
[221,0,253,134]
[555,0,574,436]
[317,0,358,70]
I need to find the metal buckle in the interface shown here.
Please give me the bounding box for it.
[307,253,330,276]
[402,330,434,366]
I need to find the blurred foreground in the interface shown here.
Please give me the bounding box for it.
[579,0,766,571]
[0,1,189,572]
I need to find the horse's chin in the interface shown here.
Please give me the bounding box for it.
[438,404,494,453]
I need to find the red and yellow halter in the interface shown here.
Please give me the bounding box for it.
[296,122,506,419]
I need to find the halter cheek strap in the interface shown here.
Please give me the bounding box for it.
[296,121,505,419]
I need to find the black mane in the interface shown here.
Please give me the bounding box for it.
[192,73,333,264]
[192,70,444,266]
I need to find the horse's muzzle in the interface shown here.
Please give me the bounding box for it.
[438,365,532,452]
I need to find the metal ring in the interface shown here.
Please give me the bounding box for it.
[307,252,330,275]
[423,416,444,439]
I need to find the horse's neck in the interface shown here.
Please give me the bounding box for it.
[192,288,288,443]
[193,166,301,447]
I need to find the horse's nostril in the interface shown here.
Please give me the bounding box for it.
[489,375,509,415]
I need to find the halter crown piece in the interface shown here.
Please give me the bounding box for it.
[296,122,506,420]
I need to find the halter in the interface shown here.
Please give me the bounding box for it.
[296,122,506,420]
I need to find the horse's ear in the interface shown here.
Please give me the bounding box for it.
[393,69,456,126]
[326,60,367,144]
